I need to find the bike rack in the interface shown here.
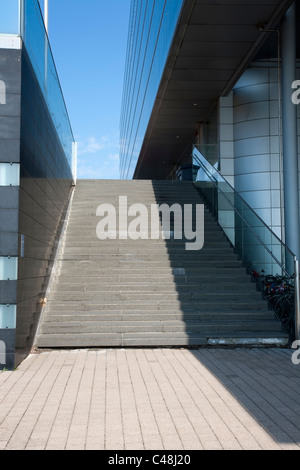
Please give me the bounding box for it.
[294,258,300,341]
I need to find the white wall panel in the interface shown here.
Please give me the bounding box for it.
[232,66,284,238]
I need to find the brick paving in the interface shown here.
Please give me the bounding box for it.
[0,348,300,450]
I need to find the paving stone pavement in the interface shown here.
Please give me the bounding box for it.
[0,348,300,451]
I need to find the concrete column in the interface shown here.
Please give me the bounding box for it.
[281,2,300,262]
[218,92,234,187]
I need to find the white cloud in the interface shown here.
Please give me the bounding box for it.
[77,136,106,155]
[75,133,120,180]
[108,153,120,162]
[77,160,120,180]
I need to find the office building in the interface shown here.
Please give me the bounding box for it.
[120,0,300,259]
[0,0,76,369]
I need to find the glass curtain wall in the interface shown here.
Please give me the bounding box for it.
[0,0,75,172]
[21,0,75,169]
[120,0,184,180]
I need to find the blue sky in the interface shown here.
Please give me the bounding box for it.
[43,0,131,179]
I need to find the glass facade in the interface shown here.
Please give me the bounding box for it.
[120,0,184,179]
[0,0,75,369]
[0,0,75,171]
[22,0,75,168]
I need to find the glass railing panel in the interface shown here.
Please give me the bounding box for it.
[193,146,295,276]
[0,0,20,35]
[193,145,297,339]
[284,248,296,279]
[238,222,280,274]
[216,189,235,246]
[196,144,219,168]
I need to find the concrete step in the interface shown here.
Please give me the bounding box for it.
[62,237,225,245]
[46,290,265,302]
[60,243,235,252]
[40,320,284,335]
[50,278,254,289]
[51,281,257,292]
[54,271,249,281]
[69,194,206,201]
[51,272,252,281]
[51,265,248,274]
[55,258,243,268]
[58,251,238,261]
[43,299,269,311]
[43,311,277,322]
[37,331,289,349]
[62,238,228,247]
[64,227,221,236]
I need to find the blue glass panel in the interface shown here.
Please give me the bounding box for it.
[22,0,74,169]
[120,0,184,179]
[0,305,16,329]
[0,163,20,186]
[0,257,18,281]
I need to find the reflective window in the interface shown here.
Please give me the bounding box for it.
[120,0,184,179]
[0,163,20,186]
[0,80,6,105]
[0,257,18,281]
[0,305,17,329]
[22,0,75,171]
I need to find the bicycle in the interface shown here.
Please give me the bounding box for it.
[274,291,295,337]
[250,269,295,337]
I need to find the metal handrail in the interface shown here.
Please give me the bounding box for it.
[193,148,295,278]
[193,146,300,340]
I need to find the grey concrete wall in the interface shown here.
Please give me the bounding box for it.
[0,45,73,369]
[0,48,21,370]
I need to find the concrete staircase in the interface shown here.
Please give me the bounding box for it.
[35,180,288,348]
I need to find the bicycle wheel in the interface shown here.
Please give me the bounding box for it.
[274,294,294,332]
[267,293,282,311]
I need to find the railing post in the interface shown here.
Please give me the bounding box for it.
[294,257,300,340]
[282,4,300,261]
